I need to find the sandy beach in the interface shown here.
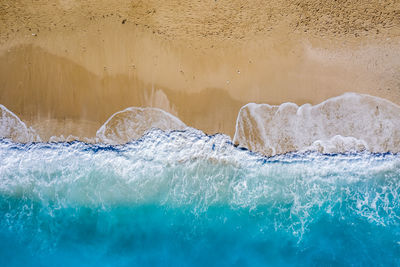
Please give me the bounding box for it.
[0,0,399,140]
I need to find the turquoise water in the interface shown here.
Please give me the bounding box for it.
[0,129,399,266]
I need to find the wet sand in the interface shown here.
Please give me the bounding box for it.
[0,0,399,140]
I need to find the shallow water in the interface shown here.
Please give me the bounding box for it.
[0,129,399,266]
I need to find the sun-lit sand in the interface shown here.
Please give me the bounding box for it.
[0,0,399,140]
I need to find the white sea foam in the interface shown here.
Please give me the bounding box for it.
[48,134,95,143]
[1,92,400,153]
[0,105,40,143]
[234,93,400,155]
[96,107,187,144]
[0,130,399,236]
[302,135,369,154]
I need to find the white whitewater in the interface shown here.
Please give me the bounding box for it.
[234,93,400,155]
[96,107,187,144]
[1,93,400,155]
[0,105,40,143]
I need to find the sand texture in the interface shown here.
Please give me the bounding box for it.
[0,0,400,140]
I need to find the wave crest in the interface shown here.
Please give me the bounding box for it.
[234,93,400,155]
[96,107,187,144]
[0,105,40,143]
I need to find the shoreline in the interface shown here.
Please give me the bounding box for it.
[1,92,400,157]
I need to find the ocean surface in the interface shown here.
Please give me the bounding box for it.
[0,129,399,266]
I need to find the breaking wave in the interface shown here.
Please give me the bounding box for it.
[234,93,400,155]
[0,130,399,265]
[1,93,399,156]
[0,105,40,143]
[96,107,187,145]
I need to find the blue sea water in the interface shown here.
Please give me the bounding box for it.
[0,129,399,266]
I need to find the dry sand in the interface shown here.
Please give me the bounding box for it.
[0,0,399,140]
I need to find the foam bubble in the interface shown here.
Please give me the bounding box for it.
[302,135,369,154]
[0,105,40,143]
[48,134,96,143]
[96,107,187,144]
[234,93,400,155]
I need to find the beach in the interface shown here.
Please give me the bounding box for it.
[2,2,400,266]
[0,0,399,140]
